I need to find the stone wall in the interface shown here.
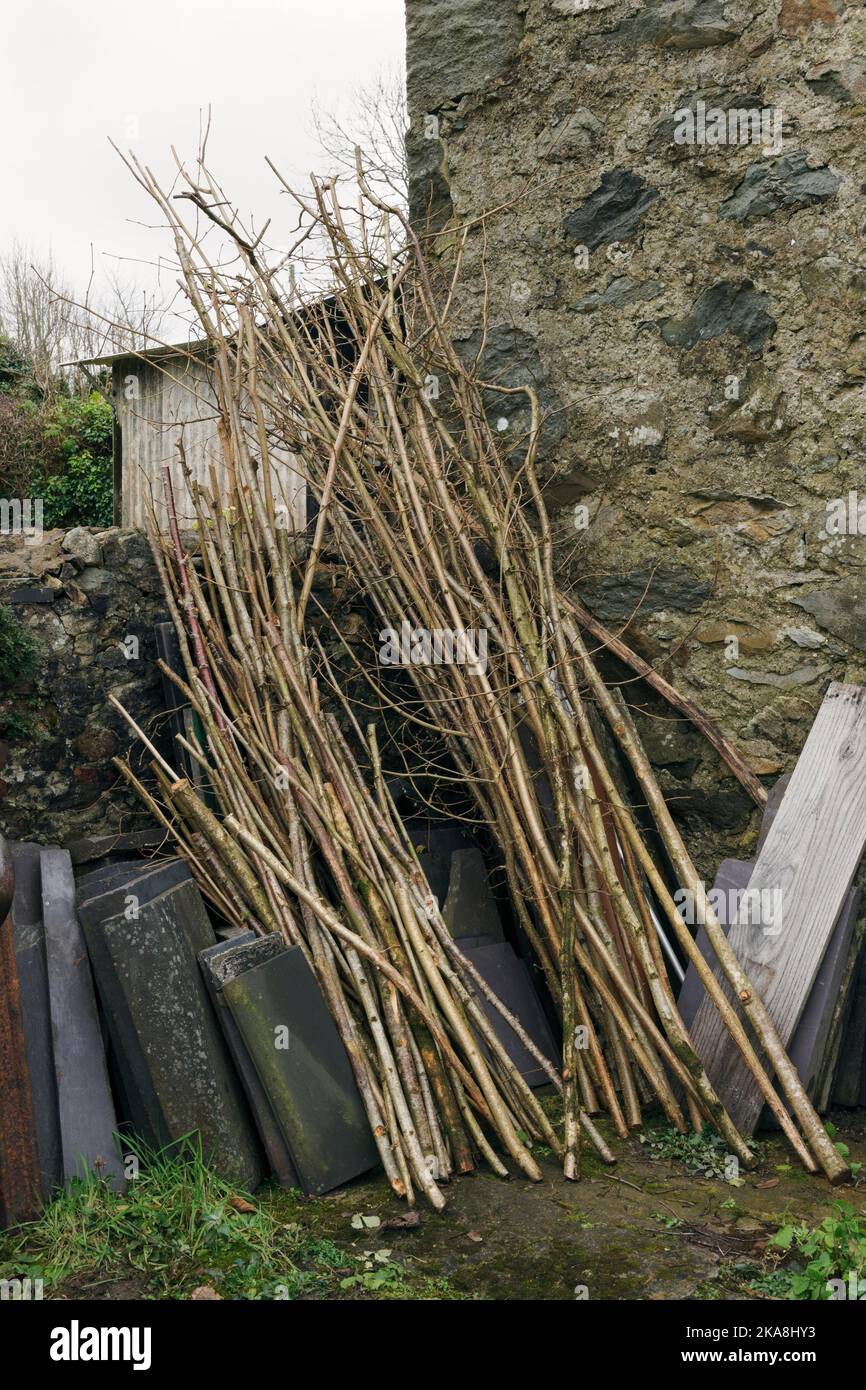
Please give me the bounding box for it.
[406,0,866,869]
[0,528,168,844]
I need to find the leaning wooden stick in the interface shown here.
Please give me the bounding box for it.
[108,139,842,1201]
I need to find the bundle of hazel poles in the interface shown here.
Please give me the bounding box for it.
[111,145,848,1199]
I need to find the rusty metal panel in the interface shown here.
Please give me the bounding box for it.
[0,837,41,1227]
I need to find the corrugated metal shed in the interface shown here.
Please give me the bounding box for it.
[79,341,304,533]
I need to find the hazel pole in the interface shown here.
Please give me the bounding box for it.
[572,643,842,1179]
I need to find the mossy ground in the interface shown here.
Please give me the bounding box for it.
[248,1103,866,1301]
[4,1106,864,1301]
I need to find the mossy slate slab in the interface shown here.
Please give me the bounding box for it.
[10,842,61,1201]
[83,879,263,1188]
[462,941,558,1087]
[41,848,126,1192]
[76,857,190,914]
[219,938,379,1195]
[199,935,298,1189]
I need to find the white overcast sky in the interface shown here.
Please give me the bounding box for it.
[0,0,405,309]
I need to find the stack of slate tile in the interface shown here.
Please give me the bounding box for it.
[410,821,558,1089]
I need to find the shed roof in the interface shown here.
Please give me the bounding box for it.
[70,337,208,369]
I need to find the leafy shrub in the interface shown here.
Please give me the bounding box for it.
[0,339,113,524]
[0,335,40,399]
[0,396,46,497]
[33,392,113,528]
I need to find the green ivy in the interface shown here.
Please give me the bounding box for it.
[639,1124,763,1182]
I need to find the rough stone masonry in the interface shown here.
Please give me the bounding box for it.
[0,528,168,843]
[405,0,866,870]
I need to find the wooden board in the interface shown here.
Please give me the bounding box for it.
[110,351,305,533]
[679,858,859,1120]
[689,683,866,1135]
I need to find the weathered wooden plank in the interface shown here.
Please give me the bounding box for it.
[680,858,859,1119]
[111,352,305,535]
[689,683,866,1134]
[755,772,792,854]
[41,849,126,1192]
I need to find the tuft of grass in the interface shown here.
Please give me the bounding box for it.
[0,1137,455,1301]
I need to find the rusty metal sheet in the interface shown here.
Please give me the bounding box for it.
[0,836,41,1227]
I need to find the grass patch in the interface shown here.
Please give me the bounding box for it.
[0,1138,458,1301]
